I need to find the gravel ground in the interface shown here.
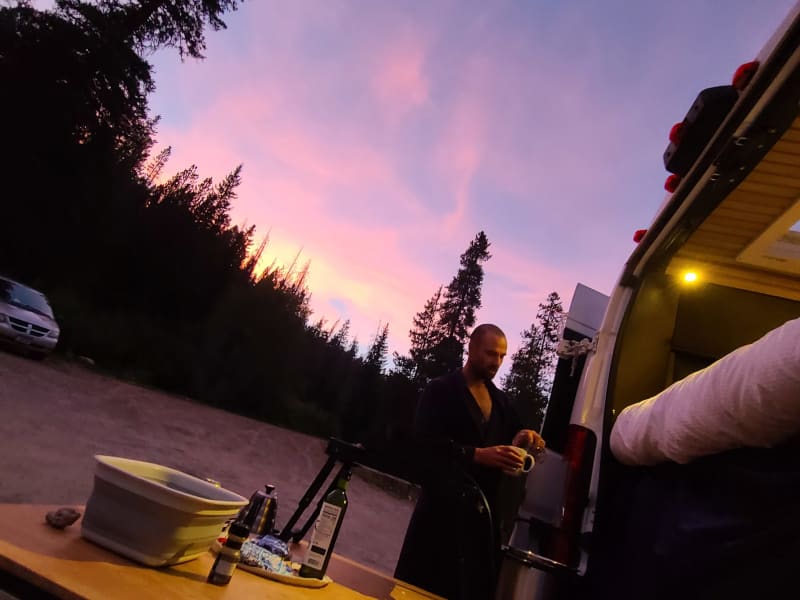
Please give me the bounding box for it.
[0,350,415,575]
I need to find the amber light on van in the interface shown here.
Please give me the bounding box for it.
[682,271,699,284]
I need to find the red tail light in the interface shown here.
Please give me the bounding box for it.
[551,425,596,566]
[732,61,759,90]
[664,174,681,193]
[668,122,685,145]
[633,229,647,243]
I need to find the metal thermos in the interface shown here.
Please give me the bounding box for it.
[241,484,278,537]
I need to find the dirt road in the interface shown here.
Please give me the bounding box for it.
[0,350,415,575]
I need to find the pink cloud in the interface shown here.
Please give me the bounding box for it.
[247,219,442,356]
[434,57,491,235]
[147,3,639,364]
[201,87,398,188]
[265,130,392,187]
[370,31,430,120]
[150,30,624,366]
[155,134,436,357]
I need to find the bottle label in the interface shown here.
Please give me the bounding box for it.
[214,557,238,579]
[303,502,342,569]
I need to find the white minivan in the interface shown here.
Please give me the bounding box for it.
[0,275,60,360]
[497,3,800,599]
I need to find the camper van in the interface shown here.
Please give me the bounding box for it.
[498,3,800,599]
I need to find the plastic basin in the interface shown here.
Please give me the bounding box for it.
[81,455,248,567]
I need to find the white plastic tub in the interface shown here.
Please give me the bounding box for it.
[81,455,248,567]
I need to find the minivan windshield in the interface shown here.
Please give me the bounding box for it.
[0,278,54,319]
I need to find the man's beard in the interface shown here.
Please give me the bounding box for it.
[481,366,498,381]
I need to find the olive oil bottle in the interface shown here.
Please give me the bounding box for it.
[298,470,350,579]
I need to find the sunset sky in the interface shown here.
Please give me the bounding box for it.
[73,1,800,371]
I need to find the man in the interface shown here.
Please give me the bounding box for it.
[394,324,545,599]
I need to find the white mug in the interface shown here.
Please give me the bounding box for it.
[503,446,535,476]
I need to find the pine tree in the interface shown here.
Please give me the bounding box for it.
[431,231,492,375]
[365,323,390,373]
[394,232,492,387]
[329,319,351,350]
[503,292,564,430]
[347,337,359,359]
[55,0,242,59]
[339,322,389,442]
[309,317,330,341]
[140,146,172,185]
[393,286,443,384]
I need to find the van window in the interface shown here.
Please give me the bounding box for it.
[0,278,55,319]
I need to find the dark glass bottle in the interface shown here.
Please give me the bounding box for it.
[207,521,249,585]
[298,471,350,579]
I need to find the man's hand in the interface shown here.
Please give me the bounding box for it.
[512,429,546,454]
[473,445,525,471]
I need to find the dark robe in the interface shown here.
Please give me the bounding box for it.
[394,369,524,600]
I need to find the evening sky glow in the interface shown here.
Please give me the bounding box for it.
[38,1,798,372]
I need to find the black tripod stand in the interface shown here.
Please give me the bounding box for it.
[277,438,369,543]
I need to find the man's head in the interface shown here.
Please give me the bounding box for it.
[464,323,507,381]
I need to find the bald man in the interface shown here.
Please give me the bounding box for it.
[394,324,545,600]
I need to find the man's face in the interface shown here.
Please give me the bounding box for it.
[468,332,507,381]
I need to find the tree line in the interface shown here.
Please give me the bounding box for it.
[0,0,564,450]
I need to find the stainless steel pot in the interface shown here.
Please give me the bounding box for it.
[494,546,569,600]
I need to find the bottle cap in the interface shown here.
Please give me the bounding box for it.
[228,522,250,539]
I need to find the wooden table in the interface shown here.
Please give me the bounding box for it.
[0,505,441,600]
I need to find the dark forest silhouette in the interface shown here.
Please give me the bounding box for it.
[1,1,561,453]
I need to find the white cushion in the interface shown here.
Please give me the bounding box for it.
[610,316,800,466]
